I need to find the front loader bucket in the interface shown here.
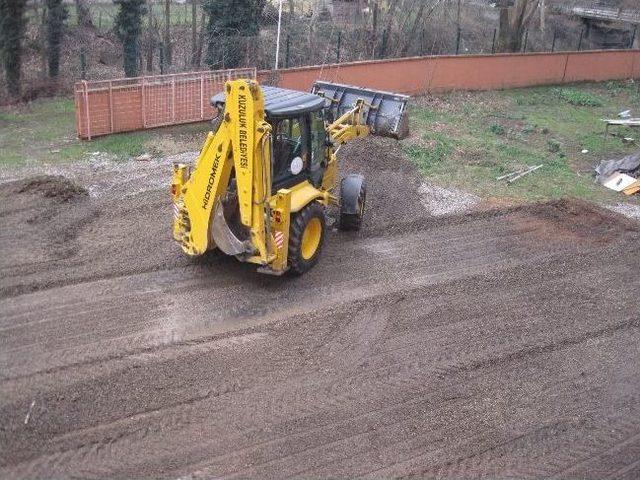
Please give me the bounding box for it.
[311,81,410,140]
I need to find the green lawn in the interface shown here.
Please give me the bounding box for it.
[405,81,640,204]
[1,81,638,206]
[0,97,206,167]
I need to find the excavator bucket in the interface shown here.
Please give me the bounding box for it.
[311,81,410,140]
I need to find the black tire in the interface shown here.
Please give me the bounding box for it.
[288,202,326,275]
[339,176,366,231]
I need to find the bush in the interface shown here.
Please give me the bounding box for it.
[552,88,603,107]
[489,124,505,135]
[547,139,562,153]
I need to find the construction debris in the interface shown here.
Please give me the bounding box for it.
[24,400,35,425]
[624,180,640,196]
[604,118,640,128]
[497,164,544,183]
[602,173,638,192]
[603,118,640,141]
[595,151,640,197]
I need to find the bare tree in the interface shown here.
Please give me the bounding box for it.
[74,0,94,29]
[497,0,540,52]
[143,8,158,72]
[400,0,444,56]
[191,0,197,65]
[164,0,172,65]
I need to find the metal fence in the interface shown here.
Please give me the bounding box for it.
[74,68,256,139]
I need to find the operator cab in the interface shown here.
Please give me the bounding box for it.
[211,86,328,191]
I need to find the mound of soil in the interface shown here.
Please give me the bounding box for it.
[12,175,88,202]
[519,198,640,244]
[340,136,427,235]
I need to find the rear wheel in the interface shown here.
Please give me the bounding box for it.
[288,202,326,275]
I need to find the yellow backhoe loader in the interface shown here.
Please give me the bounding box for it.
[171,79,409,275]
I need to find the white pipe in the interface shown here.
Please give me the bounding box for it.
[275,0,284,70]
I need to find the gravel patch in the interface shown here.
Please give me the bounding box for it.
[418,182,480,216]
[605,202,640,221]
[0,151,198,198]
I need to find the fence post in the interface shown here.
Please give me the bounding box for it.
[200,73,205,120]
[108,80,114,134]
[577,27,584,51]
[171,78,176,123]
[523,30,529,53]
[141,77,146,128]
[336,31,342,63]
[80,49,87,80]
[551,29,557,52]
[372,2,378,59]
[491,28,497,54]
[83,80,91,140]
[285,34,290,68]
[379,28,388,58]
[160,43,165,75]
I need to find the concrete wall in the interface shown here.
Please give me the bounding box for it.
[76,50,640,139]
[260,50,640,94]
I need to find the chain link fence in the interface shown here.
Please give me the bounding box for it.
[7,0,639,103]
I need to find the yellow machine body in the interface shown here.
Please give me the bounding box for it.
[171,79,408,275]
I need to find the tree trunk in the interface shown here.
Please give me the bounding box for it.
[74,0,93,29]
[0,0,28,97]
[313,0,332,21]
[287,0,294,23]
[145,12,157,72]
[371,0,378,58]
[191,0,197,65]
[497,0,511,52]
[164,0,172,65]
[194,11,205,67]
[46,0,67,79]
[38,0,48,78]
[497,0,539,53]
[401,2,426,56]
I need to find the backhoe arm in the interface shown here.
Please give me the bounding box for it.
[325,99,371,145]
[172,80,273,259]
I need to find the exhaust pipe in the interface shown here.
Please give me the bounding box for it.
[311,81,410,140]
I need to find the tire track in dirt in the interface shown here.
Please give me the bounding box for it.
[3,258,636,480]
[2,137,640,478]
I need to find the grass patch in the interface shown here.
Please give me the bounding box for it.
[552,88,603,107]
[0,97,207,167]
[407,81,639,205]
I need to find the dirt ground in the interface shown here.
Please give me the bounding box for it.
[1,137,640,479]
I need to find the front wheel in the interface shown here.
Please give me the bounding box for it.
[339,174,366,231]
[288,202,326,275]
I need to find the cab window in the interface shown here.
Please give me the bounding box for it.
[272,116,309,186]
